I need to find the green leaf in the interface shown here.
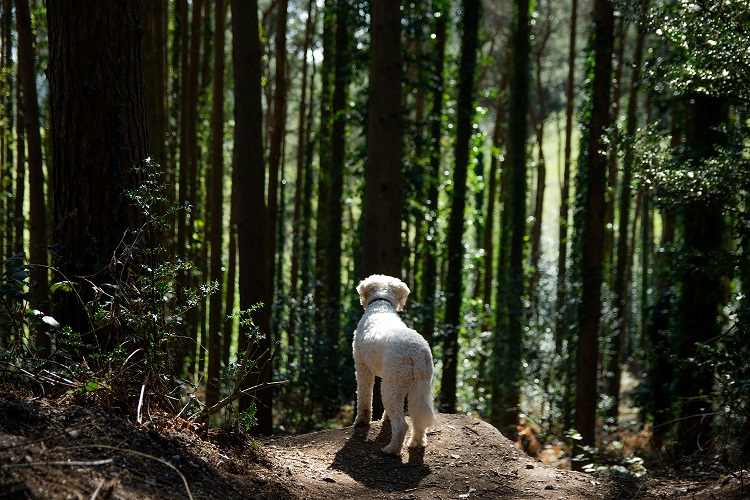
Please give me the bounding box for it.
[50,281,73,293]
[84,380,99,392]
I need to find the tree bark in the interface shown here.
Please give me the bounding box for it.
[46,0,149,351]
[440,0,481,414]
[572,0,614,470]
[675,94,727,457]
[361,0,404,278]
[206,0,227,409]
[606,8,647,422]
[493,0,530,438]
[15,0,49,353]
[555,0,578,354]
[232,0,272,436]
[288,0,316,371]
[267,0,289,312]
[527,0,552,303]
[421,0,448,345]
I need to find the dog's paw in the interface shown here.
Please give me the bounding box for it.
[407,435,428,448]
[353,415,371,427]
[382,443,401,455]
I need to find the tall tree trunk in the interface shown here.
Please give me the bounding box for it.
[195,0,212,378]
[15,0,48,353]
[440,0,481,414]
[527,0,551,303]
[647,109,680,451]
[362,0,404,277]
[603,18,625,279]
[675,94,727,457]
[14,85,25,256]
[492,0,530,438]
[421,0,448,345]
[46,0,149,352]
[361,0,404,421]
[482,56,509,334]
[206,0,227,409]
[572,0,614,470]
[223,162,238,369]
[142,0,167,165]
[232,0,272,436]
[267,0,289,319]
[166,0,183,256]
[555,0,578,354]
[312,0,335,409]
[174,0,199,374]
[288,0,316,372]
[313,0,349,416]
[0,0,11,261]
[606,8,647,422]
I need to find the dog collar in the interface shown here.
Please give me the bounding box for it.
[368,298,394,308]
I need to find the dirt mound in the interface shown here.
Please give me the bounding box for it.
[262,413,613,499]
[0,388,746,499]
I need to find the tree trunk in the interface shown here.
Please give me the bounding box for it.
[421,0,448,345]
[361,0,404,279]
[527,0,551,303]
[482,54,509,335]
[0,0,11,261]
[267,0,289,316]
[223,162,238,369]
[555,0,578,354]
[14,84,25,256]
[440,0,481,414]
[572,0,614,470]
[288,0,316,371]
[492,0,530,438]
[361,0,405,421]
[175,0,201,374]
[15,0,49,353]
[206,0,227,409]
[675,94,727,457]
[603,18,625,279]
[232,0,272,436]
[606,8,647,422]
[142,0,167,165]
[46,0,149,352]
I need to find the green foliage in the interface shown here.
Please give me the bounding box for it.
[0,253,31,337]
[238,403,258,432]
[0,166,268,433]
[646,0,750,100]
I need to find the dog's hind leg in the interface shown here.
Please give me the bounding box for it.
[354,363,375,426]
[380,374,409,455]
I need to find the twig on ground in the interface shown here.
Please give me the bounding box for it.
[2,458,114,468]
[0,423,94,451]
[60,445,193,500]
[136,383,146,425]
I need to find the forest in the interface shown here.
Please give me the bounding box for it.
[1,0,749,482]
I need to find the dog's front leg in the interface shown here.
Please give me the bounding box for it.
[354,362,374,426]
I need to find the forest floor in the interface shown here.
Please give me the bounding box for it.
[0,386,747,499]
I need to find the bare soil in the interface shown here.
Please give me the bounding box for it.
[0,387,746,499]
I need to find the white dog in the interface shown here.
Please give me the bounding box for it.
[352,274,437,455]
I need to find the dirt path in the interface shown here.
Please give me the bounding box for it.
[0,389,746,499]
[261,413,616,499]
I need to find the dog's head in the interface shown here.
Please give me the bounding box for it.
[356,274,410,312]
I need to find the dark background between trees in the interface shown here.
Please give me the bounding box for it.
[1,0,749,476]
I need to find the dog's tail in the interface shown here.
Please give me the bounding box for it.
[409,350,437,429]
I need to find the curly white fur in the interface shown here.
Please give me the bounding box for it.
[352,274,437,455]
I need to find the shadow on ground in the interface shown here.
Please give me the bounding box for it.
[329,420,431,492]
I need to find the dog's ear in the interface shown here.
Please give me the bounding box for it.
[393,279,410,312]
[356,278,373,309]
